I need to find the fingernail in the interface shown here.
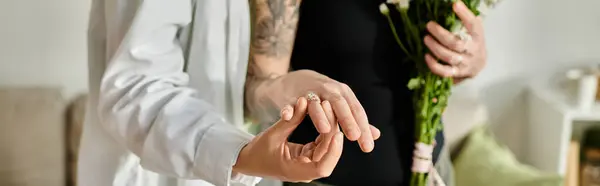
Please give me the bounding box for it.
[282,106,294,120]
[283,105,290,112]
[335,132,344,141]
[362,139,374,152]
[282,110,291,120]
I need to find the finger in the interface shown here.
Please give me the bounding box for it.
[301,149,315,160]
[273,97,308,139]
[312,134,331,162]
[308,98,331,133]
[424,35,464,66]
[453,77,468,84]
[283,143,292,160]
[455,63,473,78]
[295,132,343,179]
[322,100,340,133]
[454,0,484,41]
[313,132,344,177]
[425,53,454,78]
[315,134,324,144]
[370,125,381,140]
[312,101,338,161]
[297,156,312,163]
[323,92,361,141]
[287,143,306,159]
[426,22,466,53]
[291,97,309,124]
[453,0,478,32]
[341,89,373,153]
[281,105,294,121]
[301,142,316,157]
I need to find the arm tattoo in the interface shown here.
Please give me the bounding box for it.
[251,0,300,58]
[244,56,282,123]
[245,0,300,122]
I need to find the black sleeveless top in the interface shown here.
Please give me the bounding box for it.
[288,0,444,185]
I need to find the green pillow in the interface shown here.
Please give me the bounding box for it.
[243,121,262,135]
[453,125,563,186]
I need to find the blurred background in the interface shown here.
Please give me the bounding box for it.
[1,0,600,186]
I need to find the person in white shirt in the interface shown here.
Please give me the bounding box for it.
[77,0,375,186]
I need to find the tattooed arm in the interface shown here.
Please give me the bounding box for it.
[245,0,301,122]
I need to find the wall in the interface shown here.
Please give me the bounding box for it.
[459,0,600,159]
[2,0,600,160]
[0,0,91,98]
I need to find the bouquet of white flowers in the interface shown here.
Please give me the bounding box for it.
[379,0,500,185]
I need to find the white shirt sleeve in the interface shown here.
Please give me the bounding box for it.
[97,0,261,185]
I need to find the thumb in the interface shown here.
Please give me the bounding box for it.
[281,105,294,121]
[271,97,308,139]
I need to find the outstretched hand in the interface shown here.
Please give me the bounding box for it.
[276,70,380,152]
[297,98,381,161]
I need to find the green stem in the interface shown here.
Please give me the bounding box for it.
[383,13,412,59]
[398,9,416,52]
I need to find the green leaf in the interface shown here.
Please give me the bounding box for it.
[439,95,448,104]
[407,78,422,90]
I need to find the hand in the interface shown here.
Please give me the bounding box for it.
[423,0,487,84]
[280,99,381,161]
[274,70,378,152]
[234,97,344,182]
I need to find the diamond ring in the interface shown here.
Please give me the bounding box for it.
[306,92,320,102]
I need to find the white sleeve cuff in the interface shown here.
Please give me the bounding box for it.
[231,171,262,186]
[194,122,262,186]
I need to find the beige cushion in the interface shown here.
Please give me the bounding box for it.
[66,94,87,186]
[0,88,66,186]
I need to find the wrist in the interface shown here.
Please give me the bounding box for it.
[232,144,252,176]
[245,74,286,119]
[253,74,281,103]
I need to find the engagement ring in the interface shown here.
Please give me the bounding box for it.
[306,92,320,102]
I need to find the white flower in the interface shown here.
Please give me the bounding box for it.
[450,21,464,34]
[379,3,390,15]
[450,21,471,41]
[478,0,503,18]
[387,0,410,9]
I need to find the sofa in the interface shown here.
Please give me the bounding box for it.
[0,86,490,186]
[0,87,86,186]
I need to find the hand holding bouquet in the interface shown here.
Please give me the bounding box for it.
[378,0,501,185]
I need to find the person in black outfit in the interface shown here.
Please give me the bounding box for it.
[244,0,488,186]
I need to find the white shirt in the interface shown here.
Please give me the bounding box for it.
[78,0,264,185]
